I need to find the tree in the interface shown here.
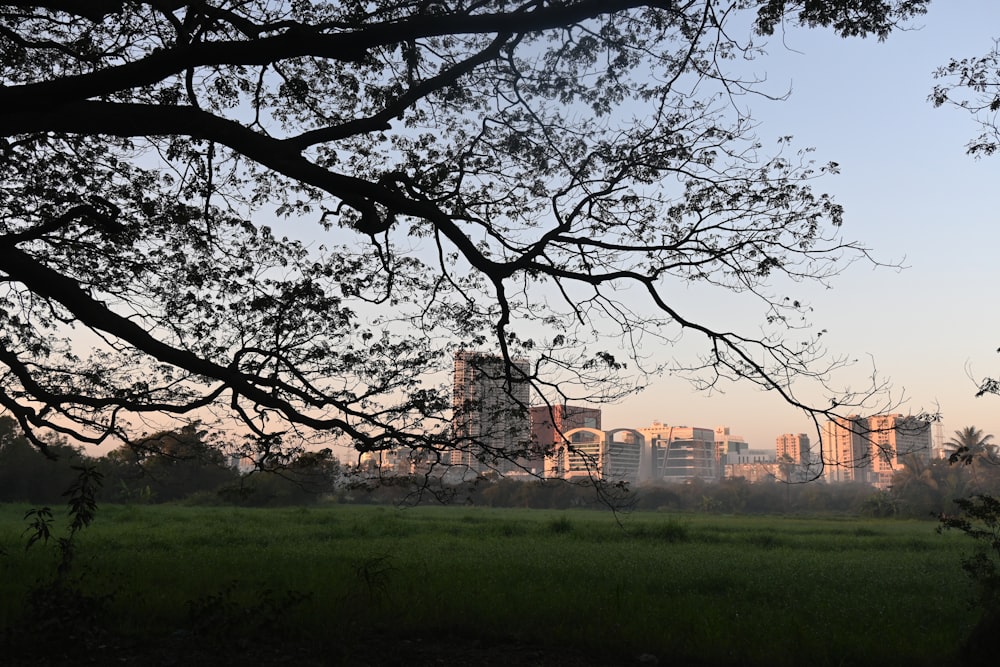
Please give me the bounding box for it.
[945,427,997,467]
[102,423,238,501]
[942,426,999,496]
[233,447,342,505]
[930,29,1000,402]
[0,415,88,502]
[938,494,1000,664]
[0,2,928,470]
[890,454,967,517]
[932,41,1000,157]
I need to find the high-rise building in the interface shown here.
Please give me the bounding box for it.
[821,414,932,487]
[822,415,870,483]
[774,432,818,482]
[451,351,530,476]
[776,433,811,463]
[867,414,932,488]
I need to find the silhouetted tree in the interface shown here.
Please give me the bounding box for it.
[945,427,998,466]
[1,2,927,474]
[943,427,998,494]
[938,494,1000,664]
[890,453,941,516]
[0,415,87,503]
[890,453,1000,519]
[101,423,238,501]
[930,33,1000,403]
[932,41,1000,157]
[927,35,1000,639]
[234,447,342,506]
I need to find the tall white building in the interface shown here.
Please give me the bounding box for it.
[822,416,871,484]
[451,351,531,476]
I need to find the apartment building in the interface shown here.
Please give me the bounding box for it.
[821,416,871,483]
[867,414,932,488]
[776,433,811,463]
[821,414,931,487]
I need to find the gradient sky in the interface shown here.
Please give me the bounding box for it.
[602,1,1000,450]
[39,3,999,458]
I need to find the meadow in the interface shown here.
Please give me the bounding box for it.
[0,503,980,665]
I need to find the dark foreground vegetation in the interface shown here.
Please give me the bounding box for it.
[0,502,988,667]
[5,420,1000,664]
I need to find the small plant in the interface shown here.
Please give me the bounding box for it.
[23,464,103,578]
[23,506,54,551]
[353,554,394,606]
[118,479,154,504]
[11,464,110,659]
[938,494,1000,664]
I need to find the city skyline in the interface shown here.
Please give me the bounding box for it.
[509,404,932,488]
[444,347,935,486]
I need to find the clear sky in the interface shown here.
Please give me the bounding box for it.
[602,1,1000,450]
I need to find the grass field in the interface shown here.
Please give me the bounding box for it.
[0,503,980,665]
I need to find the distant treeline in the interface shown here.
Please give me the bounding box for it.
[2,416,997,516]
[446,460,1000,518]
[0,417,339,507]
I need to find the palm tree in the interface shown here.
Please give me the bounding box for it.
[944,427,998,493]
[944,427,997,466]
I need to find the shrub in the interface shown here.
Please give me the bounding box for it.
[938,494,1000,664]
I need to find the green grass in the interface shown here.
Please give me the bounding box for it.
[0,504,977,665]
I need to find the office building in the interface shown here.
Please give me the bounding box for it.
[639,422,717,481]
[715,427,750,464]
[530,403,601,461]
[544,427,644,484]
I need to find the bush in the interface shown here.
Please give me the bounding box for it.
[938,494,1000,664]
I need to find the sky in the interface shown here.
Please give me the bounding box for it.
[25,2,998,459]
[601,1,1000,450]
